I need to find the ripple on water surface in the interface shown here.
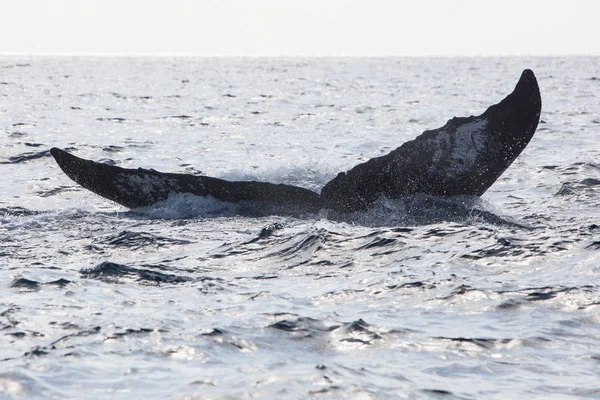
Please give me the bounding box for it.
[0,56,599,399]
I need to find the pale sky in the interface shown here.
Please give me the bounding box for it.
[0,0,598,56]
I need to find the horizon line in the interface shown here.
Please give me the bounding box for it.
[1,52,599,58]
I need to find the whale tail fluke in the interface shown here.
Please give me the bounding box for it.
[51,69,542,214]
[320,69,541,212]
[50,147,322,212]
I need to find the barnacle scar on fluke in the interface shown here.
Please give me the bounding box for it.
[50,69,541,214]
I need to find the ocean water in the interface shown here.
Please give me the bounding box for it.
[0,56,599,399]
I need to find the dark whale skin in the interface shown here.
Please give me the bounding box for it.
[51,70,541,214]
[49,148,322,212]
[321,69,541,212]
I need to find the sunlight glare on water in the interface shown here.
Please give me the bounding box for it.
[0,56,599,399]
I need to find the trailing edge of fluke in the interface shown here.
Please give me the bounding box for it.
[50,69,542,214]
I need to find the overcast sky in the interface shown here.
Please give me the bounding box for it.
[0,0,598,56]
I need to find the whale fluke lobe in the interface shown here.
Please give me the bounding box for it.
[51,70,541,214]
[49,147,322,212]
[320,69,541,212]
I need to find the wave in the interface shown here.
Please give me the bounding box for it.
[128,192,526,228]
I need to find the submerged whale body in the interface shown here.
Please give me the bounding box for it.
[50,69,542,214]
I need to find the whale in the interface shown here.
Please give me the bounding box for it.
[50,69,541,214]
